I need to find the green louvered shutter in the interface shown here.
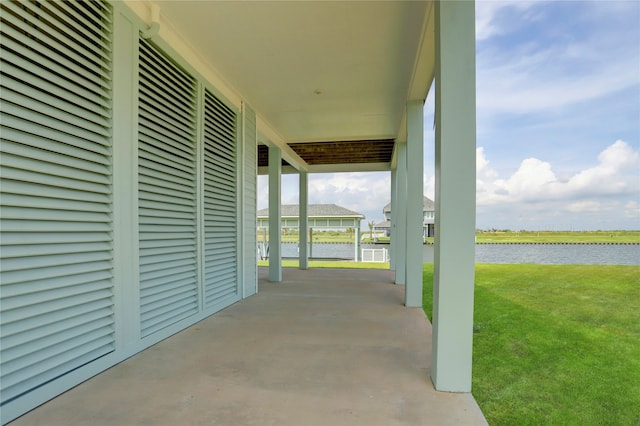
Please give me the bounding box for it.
[0,0,114,406]
[203,90,239,308]
[138,39,198,337]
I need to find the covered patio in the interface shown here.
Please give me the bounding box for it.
[10,268,486,426]
[1,0,476,422]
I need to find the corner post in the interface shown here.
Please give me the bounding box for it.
[268,146,282,282]
[395,143,407,285]
[431,0,477,392]
[389,169,397,271]
[355,224,361,262]
[405,100,424,307]
[299,171,309,269]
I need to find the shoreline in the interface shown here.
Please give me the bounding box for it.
[276,241,640,246]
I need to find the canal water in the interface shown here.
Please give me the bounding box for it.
[277,242,639,265]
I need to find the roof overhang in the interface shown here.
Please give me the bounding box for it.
[127,0,435,173]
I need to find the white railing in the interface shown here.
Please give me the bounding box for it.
[361,247,389,262]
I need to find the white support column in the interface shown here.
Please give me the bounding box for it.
[395,143,407,285]
[299,171,309,270]
[389,169,397,271]
[355,225,361,262]
[405,100,424,307]
[431,0,476,392]
[268,146,282,282]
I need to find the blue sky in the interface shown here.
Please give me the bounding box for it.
[259,1,640,231]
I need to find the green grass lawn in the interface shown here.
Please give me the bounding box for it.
[423,263,640,425]
[262,260,639,422]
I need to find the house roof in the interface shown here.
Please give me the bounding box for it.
[383,196,435,213]
[127,1,435,173]
[257,204,364,219]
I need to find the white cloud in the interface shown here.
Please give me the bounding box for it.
[566,200,616,213]
[258,172,391,224]
[477,57,639,115]
[476,140,640,208]
[475,1,537,41]
[564,140,640,196]
[624,201,640,219]
[423,174,435,201]
[308,172,390,221]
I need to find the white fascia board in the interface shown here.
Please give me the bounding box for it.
[395,0,436,143]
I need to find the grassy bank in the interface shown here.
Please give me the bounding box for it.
[259,230,640,244]
[476,230,640,243]
[423,263,640,425]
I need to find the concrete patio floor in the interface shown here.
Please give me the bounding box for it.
[10,267,486,426]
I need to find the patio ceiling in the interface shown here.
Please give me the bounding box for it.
[137,0,435,172]
[257,139,395,171]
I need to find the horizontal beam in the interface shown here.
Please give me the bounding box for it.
[308,162,391,173]
[259,162,391,175]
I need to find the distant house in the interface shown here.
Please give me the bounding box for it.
[257,204,365,230]
[375,196,435,238]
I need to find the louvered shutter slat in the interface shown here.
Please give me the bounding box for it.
[138,162,194,187]
[2,2,111,75]
[2,306,112,352]
[2,180,110,204]
[38,1,112,52]
[2,116,111,159]
[1,77,110,130]
[2,140,111,177]
[1,128,111,163]
[0,53,110,111]
[138,39,198,338]
[138,138,194,170]
[202,90,238,308]
[138,116,196,155]
[13,1,112,58]
[2,158,110,189]
[139,43,193,93]
[2,333,114,392]
[138,271,194,292]
[0,0,114,406]
[1,232,110,246]
[0,33,110,97]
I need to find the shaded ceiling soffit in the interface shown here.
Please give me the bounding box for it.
[290,140,394,165]
[257,140,395,170]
